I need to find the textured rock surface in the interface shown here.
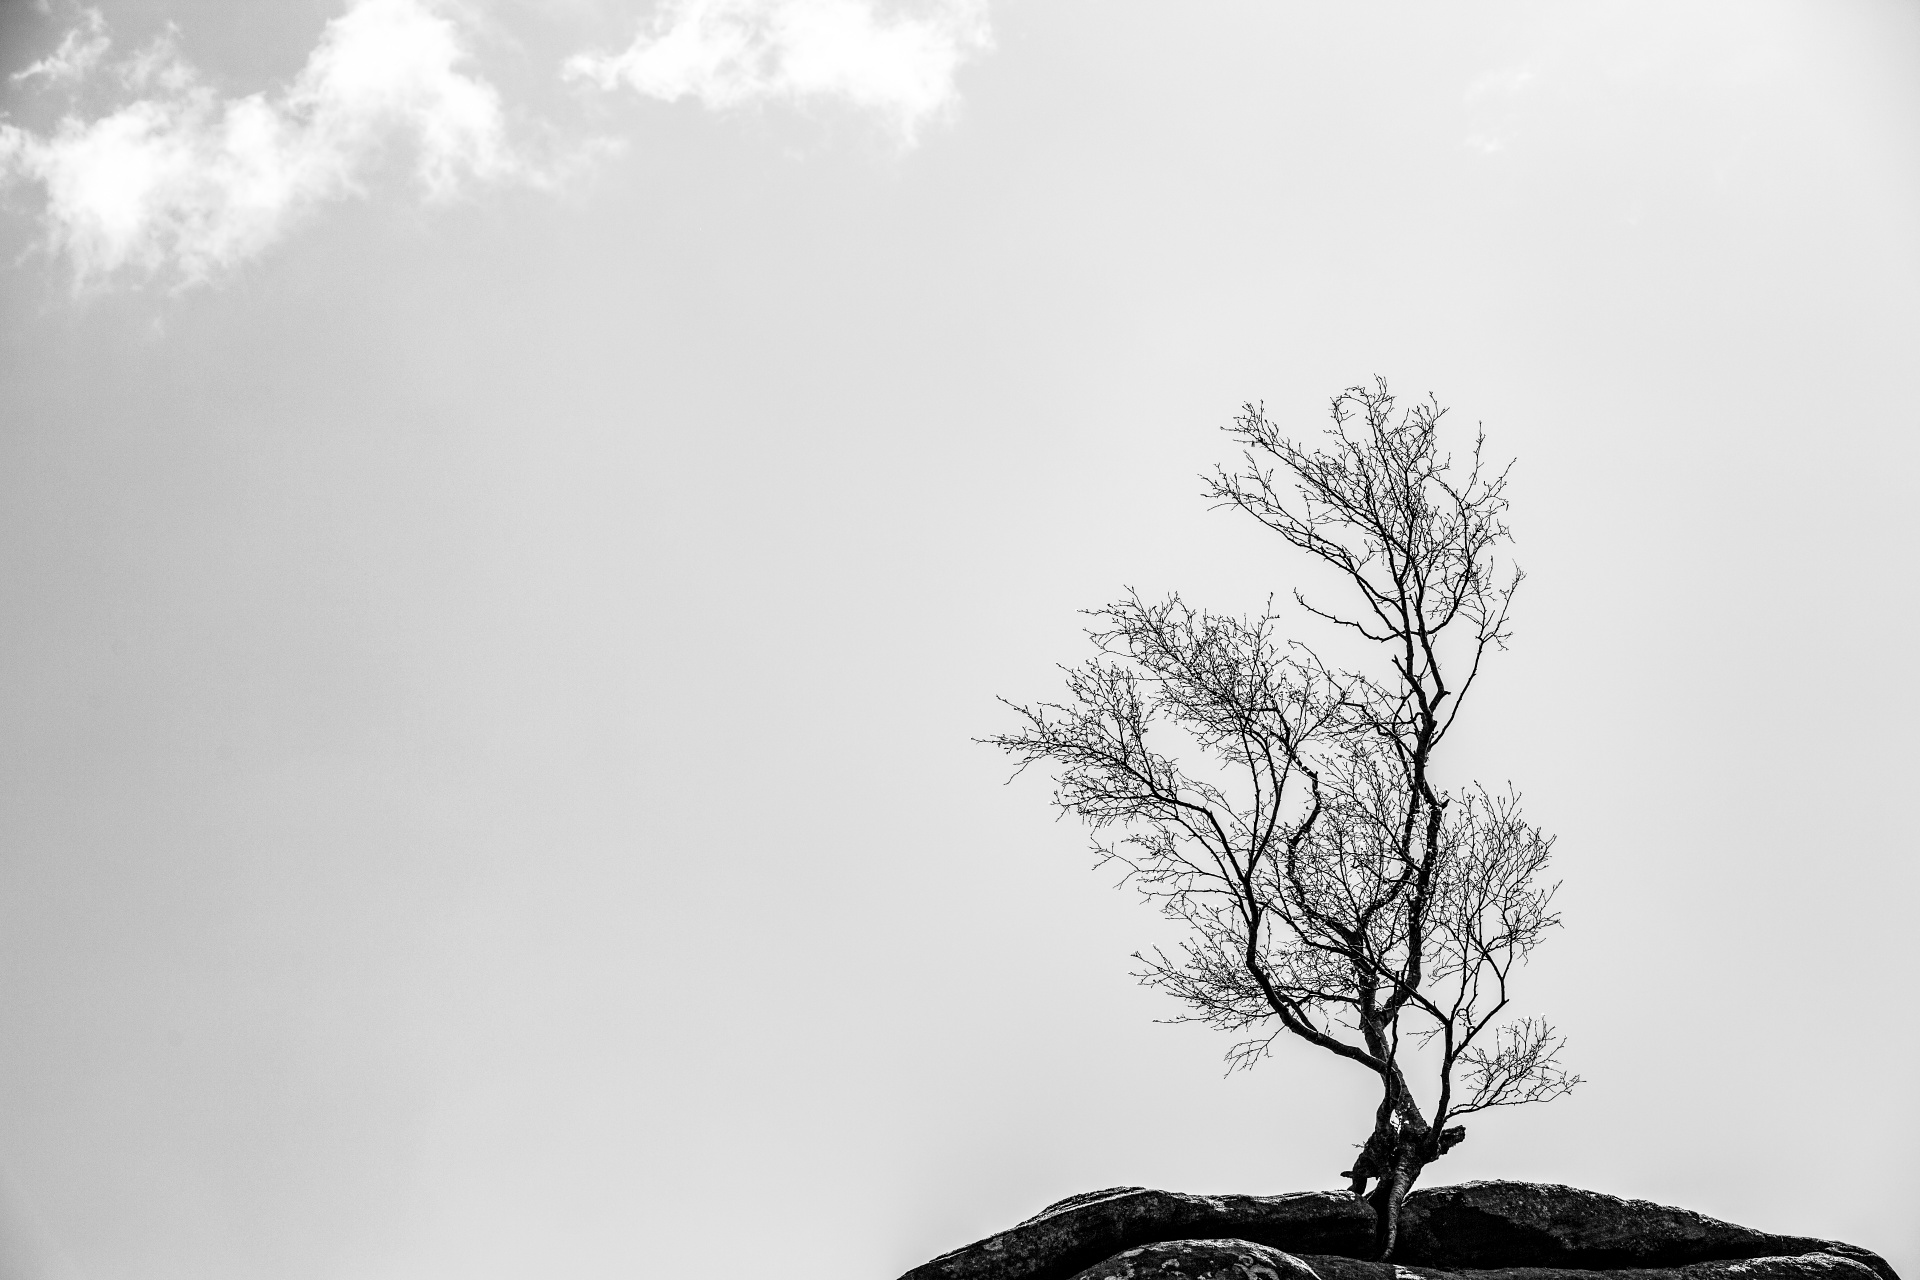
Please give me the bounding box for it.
[1065,1239,1323,1280]
[900,1189,1374,1280]
[1298,1251,1884,1280]
[897,1182,1899,1280]
[1394,1184,1897,1280]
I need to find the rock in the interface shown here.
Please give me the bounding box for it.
[1395,1184,1897,1280]
[1066,1239,1324,1280]
[896,1184,1899,1280]
[1298,1250,1883,1280]
[899,1189,1375,1280]
[1021,1190,1154,1227]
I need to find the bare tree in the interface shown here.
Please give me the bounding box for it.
[986,380,1579,1259]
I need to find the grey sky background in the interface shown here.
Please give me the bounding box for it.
[0,3,1916,1279]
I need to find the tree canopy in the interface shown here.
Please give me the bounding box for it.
[987,380,1579,1258]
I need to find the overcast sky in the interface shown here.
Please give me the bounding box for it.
[0,3,1916,1280]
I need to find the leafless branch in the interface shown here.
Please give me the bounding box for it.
[984,381,1574,1258]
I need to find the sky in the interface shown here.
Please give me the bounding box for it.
[0,2,1916,1279]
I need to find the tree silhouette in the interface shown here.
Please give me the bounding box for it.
[987,380,1579,1259]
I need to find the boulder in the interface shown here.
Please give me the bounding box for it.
[1395,1183,1897,1280]
[897,1183,1898,1280]
[1296,1251,1883,1280]
[1066,1239,1324,1280]
[900,1189,1374,1280]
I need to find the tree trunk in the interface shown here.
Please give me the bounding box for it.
[1349,1110,1465,1260]
[1367,1138,1428,1261]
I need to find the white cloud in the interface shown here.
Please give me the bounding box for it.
[0,0,535,288]
[10,7,110,88]
[565,0,990,147]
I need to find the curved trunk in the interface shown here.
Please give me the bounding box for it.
[1368,1142,1426,1261]
[1354,1122,1464,1260]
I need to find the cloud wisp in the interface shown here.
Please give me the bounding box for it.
[0,0,536,289]
[10,8,112,89]
[566,0,991,148]
[0,0,996,290]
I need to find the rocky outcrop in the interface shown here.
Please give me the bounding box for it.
[1393,1184,1896,1280]
[1295,1253,1882,1280]
[903,1189,1373,1280]
[896,1183,1898,1280]
[1069,1239,1324,1280]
